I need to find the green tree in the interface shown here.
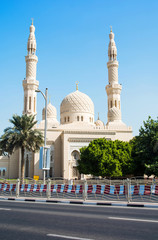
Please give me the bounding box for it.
[0,114,44,182]
[77,138,133,177]
[131,116,158,176]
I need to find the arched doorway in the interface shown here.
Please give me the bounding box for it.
[71,150,80,179]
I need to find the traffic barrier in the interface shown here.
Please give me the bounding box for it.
[1,183,158,195]
[0,183,16,195]
[1,181,158,202]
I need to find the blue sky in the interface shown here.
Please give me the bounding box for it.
[0,0,158,136]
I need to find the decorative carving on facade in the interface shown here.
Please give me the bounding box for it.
[68,137,112,142]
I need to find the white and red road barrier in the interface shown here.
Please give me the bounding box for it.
[0,183,158,195]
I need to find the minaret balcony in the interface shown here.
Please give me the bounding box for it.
[23,79,39,90]
[105,84,122,95]
[107,60,118,69]
[25,54,38,62]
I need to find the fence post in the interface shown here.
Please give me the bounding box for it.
[151,177,155,195]
[83,179,87,201]
[127,178,131,203]
[47,178,51,199]
[16,178,20,198]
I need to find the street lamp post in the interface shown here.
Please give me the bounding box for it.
[35,88,48,184]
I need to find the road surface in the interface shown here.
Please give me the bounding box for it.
[0,200,158,240]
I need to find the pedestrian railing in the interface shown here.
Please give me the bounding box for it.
[0,178,158,203]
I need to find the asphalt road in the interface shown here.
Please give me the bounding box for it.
[0,201,158,240]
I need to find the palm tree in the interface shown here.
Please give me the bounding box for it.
[0,114,44,183]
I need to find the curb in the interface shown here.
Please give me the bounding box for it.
[1,197,158,208]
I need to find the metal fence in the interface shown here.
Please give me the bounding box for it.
[0,177,158,203]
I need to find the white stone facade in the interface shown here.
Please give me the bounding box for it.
[0,23,132,180]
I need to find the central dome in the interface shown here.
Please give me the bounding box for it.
[61,90,94,114]
[60,90,94,125]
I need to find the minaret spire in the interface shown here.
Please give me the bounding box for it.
[108,28,117,65]
[105,28,123,127]
[23,21,39,116]
[27,20,36,55]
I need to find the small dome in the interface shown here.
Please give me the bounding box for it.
[109,31,114,40]
[42,102,57,120]
[95,119,104,127]
[60,90,94,125]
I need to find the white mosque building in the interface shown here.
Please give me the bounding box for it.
[0,22,132,180]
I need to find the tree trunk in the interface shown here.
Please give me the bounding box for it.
[21,147,25,184]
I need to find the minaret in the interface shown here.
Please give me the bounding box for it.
[23,20,39,116]
[106,27,123,127]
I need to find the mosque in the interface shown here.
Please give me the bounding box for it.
[0,22,132,180]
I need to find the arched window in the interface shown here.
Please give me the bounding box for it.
[115,100,117,108]
[111,101,113,108]
[81,116,83,121]
[34,97,36,112]
[64,117,66,122]
[68,117,70,122]
[89,117,91,122]
[77,116,79,121]
[113,50,115,59]
[3,169,5,177]
[72,151,80,161]
[29,96,31,110]
[49,167,53,178]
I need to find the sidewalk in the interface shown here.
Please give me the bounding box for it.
[0,196,158,208]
